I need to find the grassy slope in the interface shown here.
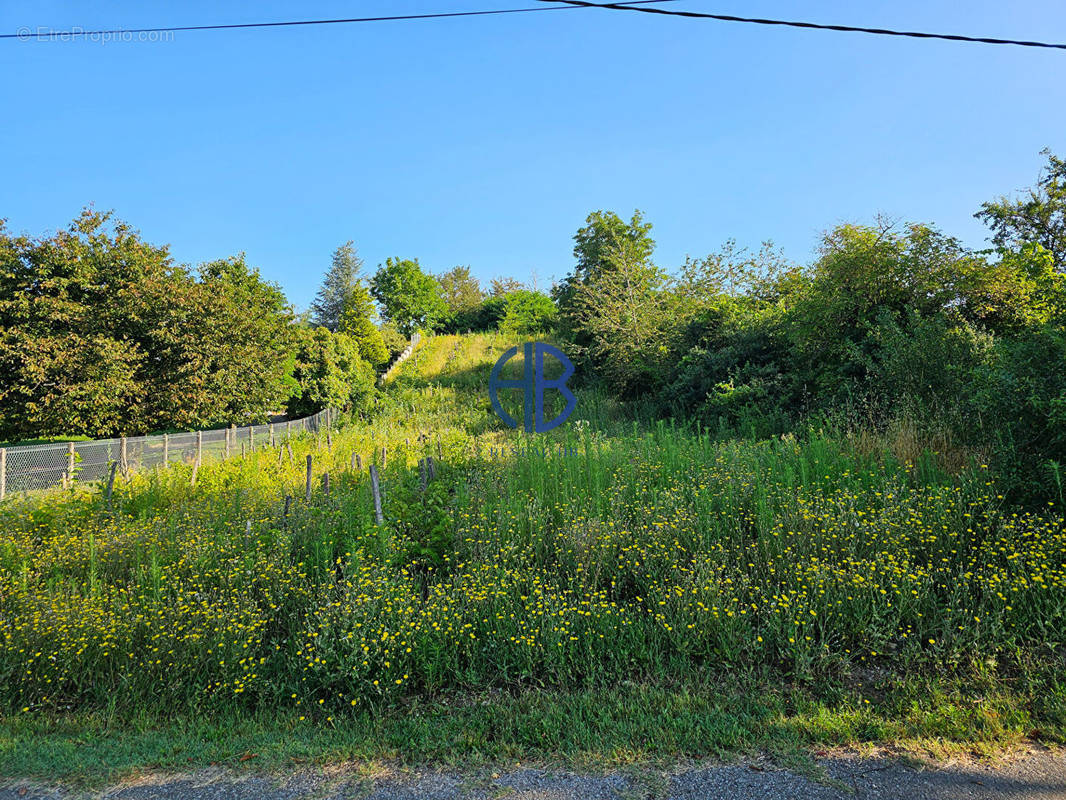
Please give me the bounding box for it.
[1,333,1064,783]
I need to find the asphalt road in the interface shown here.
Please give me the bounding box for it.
[4,749,1066,800]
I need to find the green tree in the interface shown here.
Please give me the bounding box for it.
[976,149,1066,272]
[500,290,556,335]
[789,221,987,397]
[571,210,654,284]
[339,281,389,367]
[370,257,447,336]
[311,241,364,331]
[489,276,525,297]
[437,266,489,333]
[554,210,656,346]
[153,254,297,428]
[0,211,298,439]
[0,211,175,437]
[570,234,673,396]
[438,266,484,311]
[287,327,375,417]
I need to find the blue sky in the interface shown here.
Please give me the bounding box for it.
[1,1,1064,311]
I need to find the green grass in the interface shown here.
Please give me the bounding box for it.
[1,333,1065,780]
[4,678,1061,785]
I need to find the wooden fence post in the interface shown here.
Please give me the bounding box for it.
[0,447,5,502]
[226,426,233,459]
[67,442,75,483]
[105,461,117,508]
[269,423,275,448]
[249,425,254,451]
[419,458,428,492]
[327,431,332,452]
[120,436,128,477]
[196,431,203,468]
[286,441,294,466]
[163,433,169,465]
[381,446,387,469]
[322,472,330,495]
[427,455,436,482]
[369,465,384,525]
[305,455,313,502]
[356,453,363,471]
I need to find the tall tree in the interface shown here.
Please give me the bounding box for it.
[370,257,447,336]
[153,254,297,428]
[0,210,173,437]
[553,210,655,339]
[489,277,525,297]
[0,211,298,439]
[311,241,364,331]
[977,149,1066,272]
[553,210,658,368]
[339,281,389,367]
[438,266,484,311]
[570,235,672,396]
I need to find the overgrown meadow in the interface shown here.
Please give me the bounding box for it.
[2,334,1065,761]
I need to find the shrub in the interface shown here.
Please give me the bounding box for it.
[499,290,556,336]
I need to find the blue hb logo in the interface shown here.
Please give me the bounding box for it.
[489,342,577,433]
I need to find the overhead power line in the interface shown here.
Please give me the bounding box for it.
[0,0,672,41]
[540,0,1066,51]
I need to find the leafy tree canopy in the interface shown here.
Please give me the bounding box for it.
[500,290,556,336]
[0,210,296,439]
[489,277,525,297]
[977,149,1066,272]
[438,266,484,311]
[339,281,389,367]
[370,257,447,337]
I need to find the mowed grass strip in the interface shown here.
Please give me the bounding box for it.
[3,679,1060,785]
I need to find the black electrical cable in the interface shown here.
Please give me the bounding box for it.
[0,0,674,41]
[540,0,1066,51]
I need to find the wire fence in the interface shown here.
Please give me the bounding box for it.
[0,408,336,499]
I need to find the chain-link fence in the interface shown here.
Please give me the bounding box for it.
[0,408,335,499]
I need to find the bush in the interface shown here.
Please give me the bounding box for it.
[499,290,556,335]
[287,327,375,417]
[378,321,410,361]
